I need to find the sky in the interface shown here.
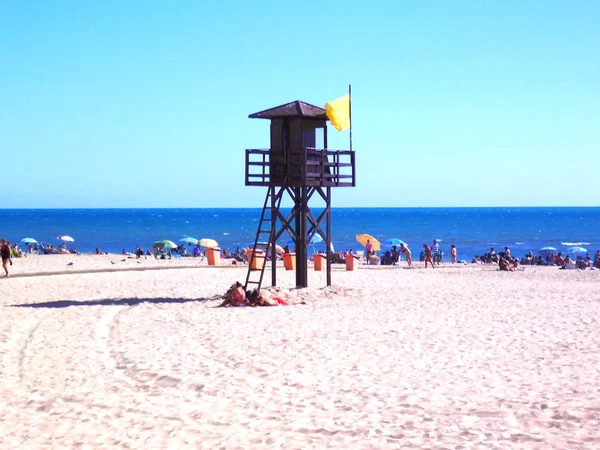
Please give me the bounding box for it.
[1,1,598,208]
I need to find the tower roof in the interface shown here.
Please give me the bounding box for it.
[249,100,327,120]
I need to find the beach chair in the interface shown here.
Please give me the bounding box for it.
[331,252,344,264]
[355,250,365,263]
[368,253,381,265]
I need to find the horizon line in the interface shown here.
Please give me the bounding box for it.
[1,205,599,210]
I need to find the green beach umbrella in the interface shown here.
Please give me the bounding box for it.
[154,240,178,250]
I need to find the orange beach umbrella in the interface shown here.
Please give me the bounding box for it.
[356,233,380,251]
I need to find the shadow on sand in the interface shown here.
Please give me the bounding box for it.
[10,296,221,309]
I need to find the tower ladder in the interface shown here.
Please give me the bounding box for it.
[244,186,283,293]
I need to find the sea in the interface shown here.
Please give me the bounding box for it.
[0,207,598,259]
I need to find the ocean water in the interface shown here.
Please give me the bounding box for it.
[0,207,598,259]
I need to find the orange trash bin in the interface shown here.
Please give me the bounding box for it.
[345,253,357,271]
[283,253,296,271]
[206,247,221,266]
[313,253,326,271]
[248,249,265,270]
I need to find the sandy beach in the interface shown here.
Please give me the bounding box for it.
[1,255,599,449]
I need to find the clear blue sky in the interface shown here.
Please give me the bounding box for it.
[1,1,598,208]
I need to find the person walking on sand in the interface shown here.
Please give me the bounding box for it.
[450,244,457,264]
[423,244,435,269]
[1,238,11,277]
[399,243,412,267]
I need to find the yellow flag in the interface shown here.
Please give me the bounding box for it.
[324,94,350,131]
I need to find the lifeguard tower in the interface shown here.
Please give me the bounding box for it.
[244,100,355,291]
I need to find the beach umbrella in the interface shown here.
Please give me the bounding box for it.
[57,235,75,242]
[356,233,380,251]
[198,238,218,248]
[381,238,407,249]
[287,236,333,254]
[307,234,326,255]
[566,246,587,254]
[309,234,324,244]
[20,237,38,245]
[287,236,325,245]
[179,236,199,245]
[154,240,178,249]
[255,242,284,254]
[538,246,557,256]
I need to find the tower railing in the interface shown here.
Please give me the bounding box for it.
[245,148,355,187]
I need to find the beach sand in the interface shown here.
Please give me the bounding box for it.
[1,256,599,448]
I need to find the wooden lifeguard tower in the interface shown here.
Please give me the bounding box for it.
[244,100,355,291]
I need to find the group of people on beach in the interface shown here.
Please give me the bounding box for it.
[22,242,77,255]
[554,251,600,270]
[217,282,305,308]
[472,247,600,270]
[364,239,458,268]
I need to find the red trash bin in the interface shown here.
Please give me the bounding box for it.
[206,247,221,266]
[283,253,296,271]
[247,249,265,270]
[313,253,326,271]
[345,253,357,271]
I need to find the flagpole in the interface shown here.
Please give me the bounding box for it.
[348,84,353,152]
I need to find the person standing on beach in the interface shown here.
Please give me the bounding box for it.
[431,239,441,264]
[391,246,400,264]
[423,244,435,269]
[450,244,457,263]
[1,238,11,277]
[365,239,374,258]
[399,243,412,267]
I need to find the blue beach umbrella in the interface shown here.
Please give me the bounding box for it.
[20,237,38,245]
[179,236,198,245]
[286,236,331,254]
[538,246,557,256]
[381,238,407,249]
[308,234,326,254]
[309,234,324,244]
[566,246,587,254]
[287,235,325,245]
